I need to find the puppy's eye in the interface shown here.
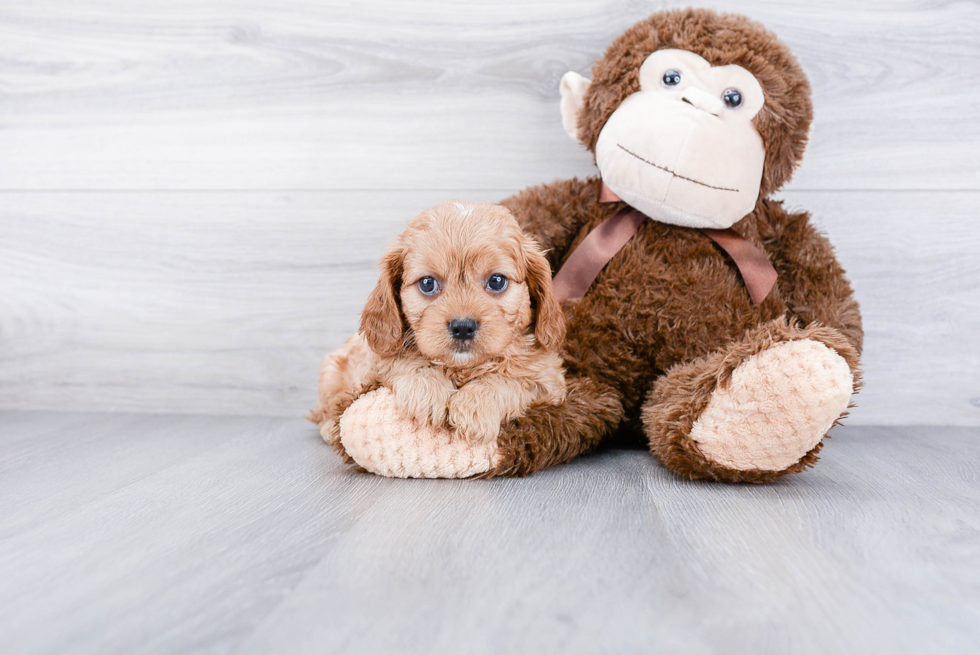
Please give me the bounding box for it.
[485,273,508,293]
[662,69,682,87]
[417,277,440,295]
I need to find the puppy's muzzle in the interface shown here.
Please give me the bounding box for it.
[448,317,478,342]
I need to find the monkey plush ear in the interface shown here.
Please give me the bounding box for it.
[560,71,590,144]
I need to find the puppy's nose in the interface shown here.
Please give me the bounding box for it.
[448,317,478,341]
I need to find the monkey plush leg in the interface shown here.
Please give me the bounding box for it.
[642,319,861,483]
[339,388,501,478]
[487,376,624,477]
[336,376,622,478]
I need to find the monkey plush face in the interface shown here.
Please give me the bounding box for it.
[564,49,765,229]
[560,9,812,230]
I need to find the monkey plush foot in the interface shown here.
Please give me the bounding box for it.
[643,320,860,482]
[689,339,853,473]
[338,387,500,478]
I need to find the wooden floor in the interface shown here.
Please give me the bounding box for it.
[1,413,977,654]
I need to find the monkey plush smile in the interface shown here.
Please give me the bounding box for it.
[562,49,766,229]
[615,143,739,193]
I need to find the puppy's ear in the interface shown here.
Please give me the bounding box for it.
[522,238,566,352]
[360,242,405,357]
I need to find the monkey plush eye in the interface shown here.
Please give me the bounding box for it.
[722,88,743,108]
[661,69,682,87]
[417,277,440,295]
[485,273,508,293]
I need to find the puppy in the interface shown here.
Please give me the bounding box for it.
[311,200,567,446]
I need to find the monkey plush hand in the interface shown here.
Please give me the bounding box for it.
[320,8,862,483]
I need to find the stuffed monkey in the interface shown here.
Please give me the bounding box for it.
[331,8,862,482]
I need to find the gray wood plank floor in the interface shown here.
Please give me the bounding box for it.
[1,413,978,654]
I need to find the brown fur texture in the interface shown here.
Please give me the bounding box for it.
[310,200,567,447]
[489,9,862,482]
[482,375,624,478]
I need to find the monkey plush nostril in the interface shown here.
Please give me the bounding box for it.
[448,318,479,342]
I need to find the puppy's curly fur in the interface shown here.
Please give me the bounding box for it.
[310,200,567,448]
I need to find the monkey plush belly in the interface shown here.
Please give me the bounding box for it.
[560,212,786,412]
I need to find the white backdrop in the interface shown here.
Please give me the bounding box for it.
[1,0,978,424]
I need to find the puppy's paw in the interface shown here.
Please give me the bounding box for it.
[390,368,456,427]
[448,385,504,443]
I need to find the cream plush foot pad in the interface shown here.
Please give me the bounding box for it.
[691,339,854,471]
[339,387,500,478]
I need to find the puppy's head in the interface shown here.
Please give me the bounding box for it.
[361,201,564,366]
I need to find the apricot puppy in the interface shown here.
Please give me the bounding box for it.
[311,200,567,446]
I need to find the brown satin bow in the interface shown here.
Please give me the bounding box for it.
[551,182,777,305]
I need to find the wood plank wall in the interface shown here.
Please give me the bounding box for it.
[1,0,978,424]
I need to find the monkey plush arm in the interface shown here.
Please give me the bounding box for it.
[760,200,864,354]
[500,177,602,270]
[485,375,624,477]
[328,376,604,480]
